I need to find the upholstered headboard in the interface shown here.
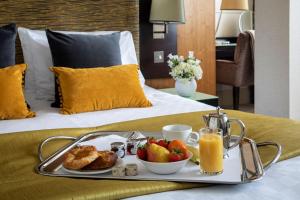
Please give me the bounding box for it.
[0,0,139,63]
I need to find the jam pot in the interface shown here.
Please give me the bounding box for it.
[110,142,126,158]
[126,140,140,155]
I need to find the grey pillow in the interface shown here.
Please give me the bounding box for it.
[0,23,16,68]
[46,30,122,67]
[46,30,122,107]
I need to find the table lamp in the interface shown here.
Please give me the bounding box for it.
[216,0,249,34]
[149,0,185,36]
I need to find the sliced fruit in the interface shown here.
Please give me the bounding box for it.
[187,145,199,164]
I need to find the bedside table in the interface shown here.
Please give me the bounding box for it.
[159,88,219,107]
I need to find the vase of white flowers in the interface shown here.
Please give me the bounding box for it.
[168,51,203,97]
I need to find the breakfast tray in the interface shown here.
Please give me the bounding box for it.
[36,131,281,184]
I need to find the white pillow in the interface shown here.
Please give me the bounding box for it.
[18,27,145,101]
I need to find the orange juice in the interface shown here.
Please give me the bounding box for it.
[199,133,223,174]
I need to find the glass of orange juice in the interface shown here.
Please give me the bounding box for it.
[199,128,223,175]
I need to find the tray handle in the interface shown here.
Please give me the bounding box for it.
[38,136,77,162]
[256,142,282,172]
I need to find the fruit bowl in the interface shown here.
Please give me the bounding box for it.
[136,151,193,175]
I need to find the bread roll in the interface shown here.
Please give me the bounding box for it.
[63,146,99,170]
[83,151,118,170]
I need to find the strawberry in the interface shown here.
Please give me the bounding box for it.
[169,149,185,162]
[137,145,147,160]
[157,139,169,149]
[183,151,189,159]
[147,137,157,144]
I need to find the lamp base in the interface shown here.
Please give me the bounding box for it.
[239,11,247,33]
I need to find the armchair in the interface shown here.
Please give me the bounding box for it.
[216,31,254,110]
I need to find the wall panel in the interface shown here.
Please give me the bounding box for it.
[139,0,177,79]
[146,0,216,94]
[177,0,216,95]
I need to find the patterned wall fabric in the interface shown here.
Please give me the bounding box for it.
[0,0,139,63]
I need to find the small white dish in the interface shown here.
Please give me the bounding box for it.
[137,152,193,175]
[61,158,123,175]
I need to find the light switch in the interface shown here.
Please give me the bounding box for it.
[154,51,164,63]
[153,33,165,39]
[153,24,165,39]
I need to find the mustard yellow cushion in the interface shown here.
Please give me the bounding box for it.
[50,64,152,114]
[0,64,35,120]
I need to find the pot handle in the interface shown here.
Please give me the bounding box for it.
[228,118,246,150]
[256,142,282,171]
[38,136,77,162]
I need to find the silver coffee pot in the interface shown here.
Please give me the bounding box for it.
[202,107,246,158]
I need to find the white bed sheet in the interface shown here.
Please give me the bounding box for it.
[0,86,214,134]
[127,156,300,200]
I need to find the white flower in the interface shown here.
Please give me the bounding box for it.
[173,55,179,61]
[168,52,203,81]
[187,59,195,65]
[167,60,174,68]
[179,56,184,62]
[188,51,194,59]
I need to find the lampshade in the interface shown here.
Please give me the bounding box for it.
[149,0,185,23]
[221,0,249,10]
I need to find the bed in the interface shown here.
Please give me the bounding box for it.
[0,86,214,134]
[0,1,299,199]
[1,86,300,200]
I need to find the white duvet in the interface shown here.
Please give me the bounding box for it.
[0,86,214,134]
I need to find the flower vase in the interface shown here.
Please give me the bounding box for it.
[175,79,197,97]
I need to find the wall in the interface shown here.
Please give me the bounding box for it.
[255,0,300,120]
[139,0,177,79]
[255,0,289,118]
[177,0,216,95]
[145,0,216,95]
[289,0,300,119]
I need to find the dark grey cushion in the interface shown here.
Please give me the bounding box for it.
[46,30,122,67]
[46,30,122,107]
[0,23,16,68]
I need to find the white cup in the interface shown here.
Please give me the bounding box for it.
[162,124,199,143]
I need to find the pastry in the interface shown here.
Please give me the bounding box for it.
[63,145,99,170]
[83,151,118,170]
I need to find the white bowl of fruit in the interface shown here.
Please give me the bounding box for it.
[136,138,193,175]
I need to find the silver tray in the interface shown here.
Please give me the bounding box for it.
[36,131,281,184]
